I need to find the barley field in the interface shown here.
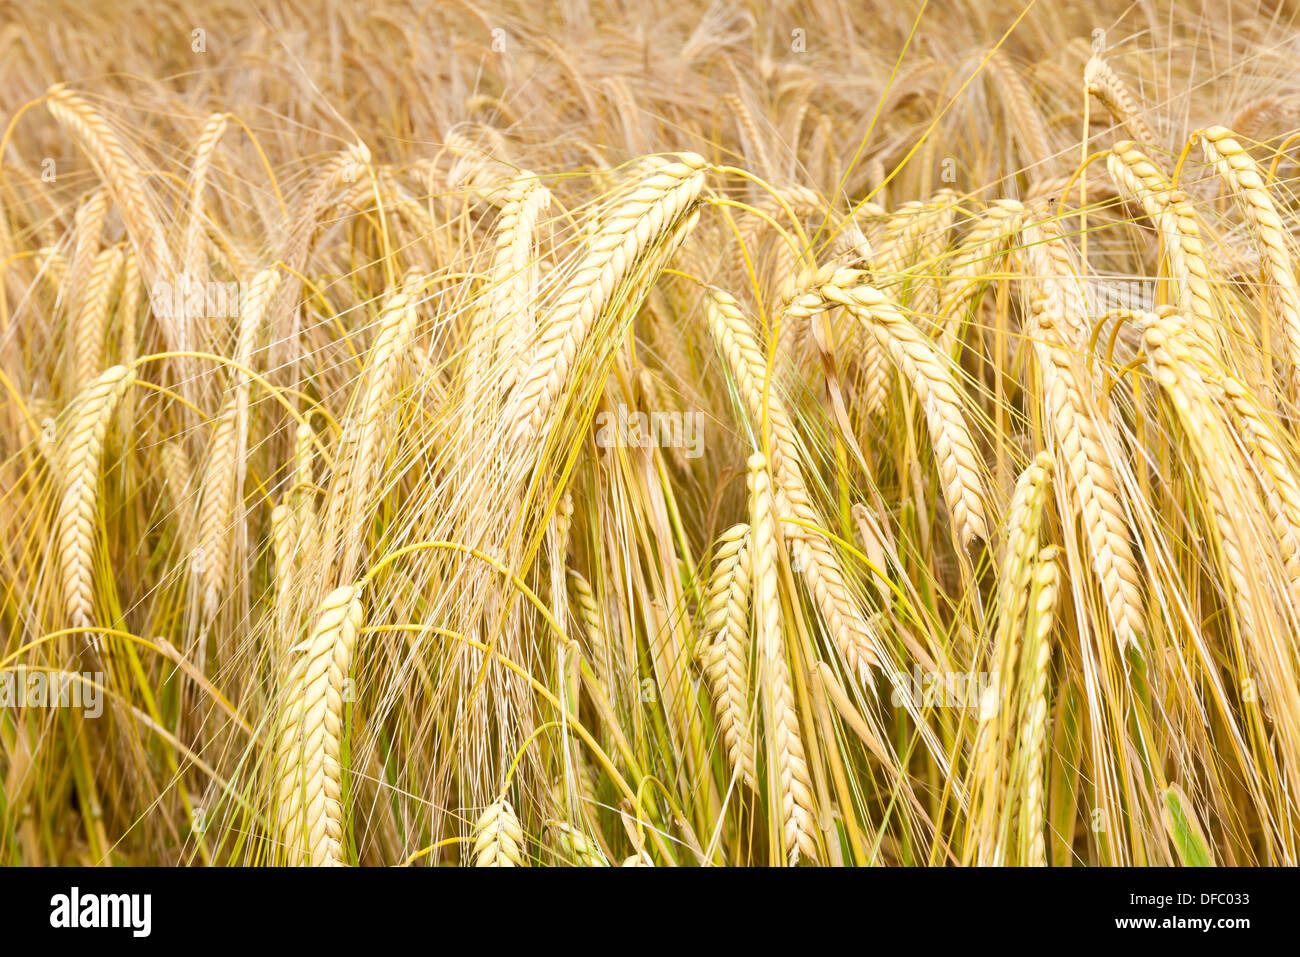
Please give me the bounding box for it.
[2,0,1299,867]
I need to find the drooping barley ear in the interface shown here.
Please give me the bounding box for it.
[968,454,1052,865]
[482,171,552,399]
[704,285,881,679]
[1105,142,1225,361]
[195,401,240,624]
[232,267,282,376]
[507,153,705,449]
[159,440,196,548]
[324,278,419,579]
[546,821,609,866]
[56,364,132,649]
[1219,372,1300,610]
[989,51,1051,172]
[1019,547,1059,867]
[999,453,1054,608]
[62,189,109,324]
[189,267,282,626]
[275,584,362,867]
[270,142,372,372]
[701,523,758,790]
[72,244,124,392]
[470,798,528,866]
[938,200,1027,355]
[1022,220,1144,654]
[1084,55,1157,144]
[1143,310,1300,630]
[271,503,298,615]
[548,492,579,727]
[1033,327,1143,655]
[1199,126,1300,399]
[567,568,607,664]
[821,279,989,546]
[291,418,319,562]
[45,86,173,316]
[117,250,141,367]
[183,112,229,298]
[748,453,818,866]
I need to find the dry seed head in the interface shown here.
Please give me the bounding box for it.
[702,523,758,789]
[546,821,609,866]
[705,286,881,676]
[470,798,528,866]
[56,364,132,646]
[508,153,706,448]
[821,280,989,546]
[275,584,362,867]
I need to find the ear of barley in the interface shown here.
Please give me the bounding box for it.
[938,200,1027,355]
[470,798,528,866]
[1022,220,1144,653]
[183,112,229,298]
[56,364,132,648]
[483,171,553,399]
[275,584,362,867]
[1084,55,1157,144]
[989,51,1051,171]
[269,142,371,371]
[1200,126,1300,400]
[117,250,141,366]
[324,279,418,578]
[566,568,607,665]
[507,153,705,448]
[72,244,124,392]
[1038,344,1144,653]
[1019,547,1059,867]
[232,267,283,376]
[748,453,818,866]
[45,85,173,318]
[546,821,609,866]
[159,440,196,548]
[1105,142,1222,358]
[821,279,989,546]
[704,285,881,678]
[969,456,1052,865]
[61,189,110,326]
[271,502,298,614]
[1143,311,1300,635]
[195,402,240,624]
[999,453,1054,606]
[701,522,758,790]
